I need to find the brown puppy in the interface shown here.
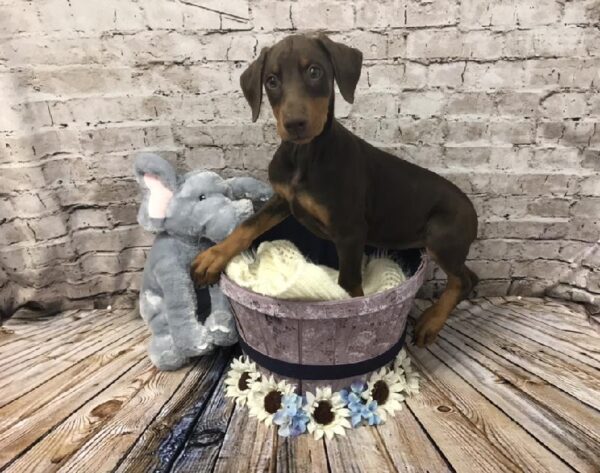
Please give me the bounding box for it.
[192,34,479,346]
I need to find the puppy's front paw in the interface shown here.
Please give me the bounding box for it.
[413,307,446,347]
[191,245,230,286]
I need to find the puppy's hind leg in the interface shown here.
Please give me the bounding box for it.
[414,266,469,347]
[414,216,477,347]
[463,265,479,299]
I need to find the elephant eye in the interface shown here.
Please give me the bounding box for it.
[198,194,206,201]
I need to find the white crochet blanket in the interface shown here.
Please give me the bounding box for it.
[225,240,406,301]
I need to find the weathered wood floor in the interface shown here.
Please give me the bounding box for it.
[0,297,598,473]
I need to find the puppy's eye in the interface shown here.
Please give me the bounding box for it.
[265,75,280,89]
[308,65,322,80]
[198,194,206,201]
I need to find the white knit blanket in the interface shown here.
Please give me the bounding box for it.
[225,240,406,301]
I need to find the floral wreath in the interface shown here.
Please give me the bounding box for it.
[224,349,420,439]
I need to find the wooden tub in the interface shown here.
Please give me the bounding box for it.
[220,243,429,393]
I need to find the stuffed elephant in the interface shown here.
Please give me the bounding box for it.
[134,153,272,370]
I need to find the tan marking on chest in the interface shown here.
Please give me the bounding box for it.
[297,193,331,227]
[273,183,293,201]
[273,183,330,228]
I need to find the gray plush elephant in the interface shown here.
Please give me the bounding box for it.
[134,153,272,370]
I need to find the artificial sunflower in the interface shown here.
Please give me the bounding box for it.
[306,387,351,440]
[404,366,420,397]
[224,356,262,406]
[363,367,406,421]
[247,375,296,426]
[393,349,420,396]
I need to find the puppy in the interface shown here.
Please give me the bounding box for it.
[192,34,478,346]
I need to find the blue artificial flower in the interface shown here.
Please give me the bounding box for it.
[290,414,310,436]
[340,381,370,427]
[273,393,310,437]
[340,381,383,427]
[281,393,302,416]
[340,380,367,405]
[361,400,382,426]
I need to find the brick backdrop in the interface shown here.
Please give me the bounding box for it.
[1,0,599,317]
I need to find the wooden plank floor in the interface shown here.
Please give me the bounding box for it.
[0,297,598,473]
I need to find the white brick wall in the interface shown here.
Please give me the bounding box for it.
[1,0,599,316]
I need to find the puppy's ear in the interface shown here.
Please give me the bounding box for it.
[240,47,269,122]
[317,34,363,104]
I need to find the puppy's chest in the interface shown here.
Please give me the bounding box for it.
[273,170,331,231]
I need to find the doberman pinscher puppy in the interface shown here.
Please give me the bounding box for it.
[192,34,479,346]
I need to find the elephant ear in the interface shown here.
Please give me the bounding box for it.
[225,177,273,210]
[134,153,178,232]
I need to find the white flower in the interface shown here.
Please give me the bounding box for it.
[393,349,410,376]
[393,349,420,397]
[363,367,406,421]
[247,376,296,426]
[404,367,420,396]
[224,356,261,406]
[306,387,351,440]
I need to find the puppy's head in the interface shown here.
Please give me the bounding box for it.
[240,34,363,144]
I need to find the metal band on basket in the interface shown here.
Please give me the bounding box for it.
[238,328,407,381]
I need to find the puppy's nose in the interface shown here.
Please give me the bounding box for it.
[284,118,307,135]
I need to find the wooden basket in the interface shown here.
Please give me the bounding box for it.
[220,250,429,394]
